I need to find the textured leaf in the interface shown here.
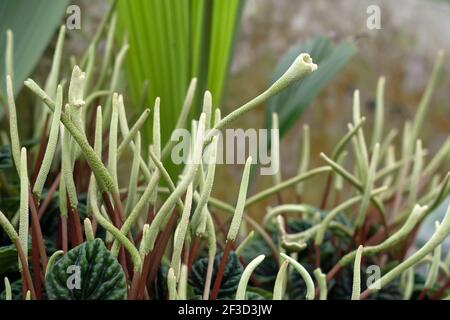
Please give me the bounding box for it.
[0,0,69,97]
[0,145,12,170]
[0,244,20,274]
[189,251,243,299]
[266,36,358,137]
[45,239,127,300]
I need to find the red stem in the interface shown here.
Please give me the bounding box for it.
[210,241,233,300]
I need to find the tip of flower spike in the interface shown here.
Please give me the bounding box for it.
[296,53,318,72]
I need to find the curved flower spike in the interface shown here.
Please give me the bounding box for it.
[227,156,252,242]
[281,253,315,300]
[68,66,86,109]
[235,255,265,300]
[0,210,18,242]
[205,53,317,140]
[84,218,95,241]
[4,277,12,300]
[351,245,364,300]
[171,183,193,279]
[235,230,255,257]
[313,268,327,300]
[168,268,178,300]
[33,84,63,198]
[273,260,289,300]
[18,148,29,270]
[6,30,13,78]
[45,250,64,278]
[6,75,21,174]
[424,221,442,289]
[365,203,450,295]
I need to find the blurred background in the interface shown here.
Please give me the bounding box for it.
[1,0,450,220]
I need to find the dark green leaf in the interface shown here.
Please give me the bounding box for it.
[266,36,358,137]
[45,239,127,300]
[0,244,19,274]
[0,145,12,170]
[189,251,243,299]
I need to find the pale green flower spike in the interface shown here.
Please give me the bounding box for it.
[124,132,141,215]
[424,135,450,176]
[43,26,66,101]
[117,108,150,158]
[331,118,365,160]
[6,75,21,174]
[408,140,423,206]
[167,268,178,300]
[368,203,450,292]
[245,166,332,207]
[352,90,369,170]
[89,185,142,272]
[235,255,265,300]
[271,113,282,186]
[273,260,289,300]
[84,218,95,241]
[104,44,129,121]
[18,148,29,270]
[25,79,117,194]
[0,209,19,241]
[108,93,120,192]
[45,250,64,278]
[191,135,218,231]
[25,290,31,300]
[424,221,442,289]
[59,168,68,218]
[371,76,385,149]
[319,152,385,215]
[203,91,212,131]
[139,224,150,259]
[33,85,63,198]
[401,267,415,300]
[382,146,396,188]
[161,78,197,161]
[339,204,428,267]
[61,121,78,208]
[117,96,151,180]
[227,156,253,242]
[281,253,315,300]
[110,165,161,256]
[315,186,387,246]
[355,143,380,227]
[148,149,184,211]
[68,66,86,135]
[296,125,310,195]
[314,268,327,300]
[4,277,12,300]
[142,114,206,254]
[235,230,255,257]
[205,53,317,141]
[87,106,103,216]
[177,264,188,300]
[203,213,217,300]
[150,97,161,204]
[411,51,444,143]
[171,183,193,278]
[333,151,347,191]
[351,245,364,300]
[6,30,13,79]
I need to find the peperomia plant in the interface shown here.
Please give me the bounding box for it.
[0,17,450,302]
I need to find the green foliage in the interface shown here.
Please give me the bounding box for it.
[45,239,127,300]
[116,0,243,148]
[266,36,358,137]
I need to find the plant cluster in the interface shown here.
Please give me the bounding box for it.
[1,17,450,301]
